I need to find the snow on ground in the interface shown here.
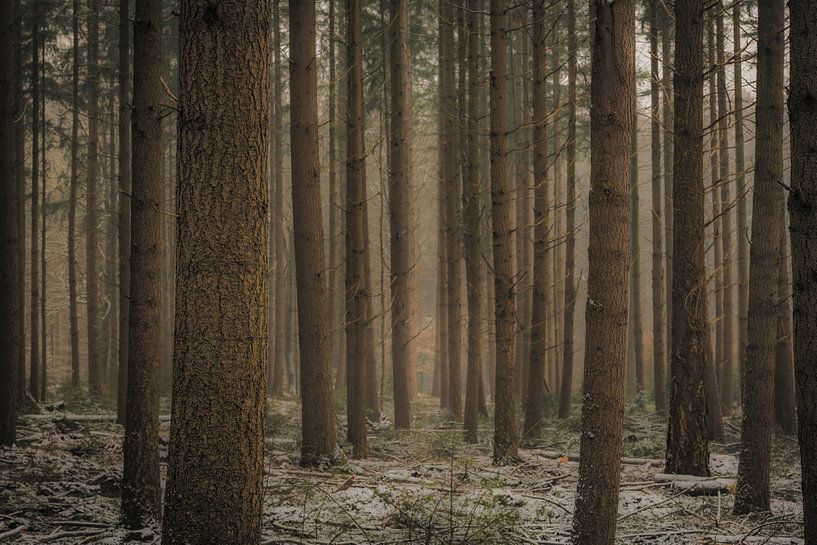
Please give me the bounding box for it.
[0,397,805,544]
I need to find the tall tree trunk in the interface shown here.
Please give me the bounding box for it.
[68,0,81,389]
[345,0,369,459]
[524,0,549,442]
[572,2,634,544]
[0,0,21,446]
[661,0,673,390]
[389,0,413,430]
[734,0,785,513]
[733,1,748,404]
[490,0,519,464]
[774,216,796,436]
[788,0,817,538]
[271,0,286,398]
[462,0,483,444]
[86,0,102,398]
[665,0,710,477]
[29,0,41,401]
[122,0,162,526]
[558,0,578,420]
[39,60,47,403]
[648,0,666,416]
[629,75,644,399]
[15,0,25,403]
[716,5,734,416]
[161,0,269,541]
[328,0,341,390]
[116,0,132,424]
[441,0,462,420]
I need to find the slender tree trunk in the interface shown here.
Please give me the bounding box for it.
[629,76,644,399]
[86,0,102,398]
[67,0,80,389]
[272,0,286,398]
[362,188,379,421]
[116,0,132,424]
[661,1,673,390]
[788,0,817,538]
[524,0,549,442]
[665,0,710,477]
[389,0,413,430]
[122,0,162,526]
[490,0,519,464]
[345,0,369,459]
[161,0,269,540]
[14,0,25,402]
[29,0,41,401]
[774,217,796,436]
[716,6,734,416]
[733,2,748,404]
[572,2,634,543]
[648,0,666,416]
[328,0,341,390]
[558,0,578,420]
[0,0,21,446]
[39,60,47,403]
[734,0,785,513]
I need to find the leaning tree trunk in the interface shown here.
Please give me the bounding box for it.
[161,0,269,541]
[734,0,785,514]
[121,0,163,528]
[571,1,634,544]
[789,0,817,539]
[0,0,21,446]
[665,0,710,477]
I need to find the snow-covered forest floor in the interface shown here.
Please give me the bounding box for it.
[0,395,805,544]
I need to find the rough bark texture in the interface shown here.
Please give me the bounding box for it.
[0,0,20,446]
[490,0,518,464]
[30,2,41,401]
[661,4,674,398]
[733,2,748,401]
[86,0,102,398]
[774,221,796,436]
[629,80,644,399]
[345,0,369,459]
[649,0,666,416]
[289,0,337,465]
[462,0,482,444]
[161,0,269,541]
[734,0,785,514]
[789,0,817,538]
[571,2,633,544]
[524,0,549,441]
[122,0,163,527]
[665,0,710,477]
[271,0,286,398]
[116,0,132,425]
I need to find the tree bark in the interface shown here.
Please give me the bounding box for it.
[39,57,47,403]
[788,0,817,538]
[572,2,634,544]
[665,0,710,477]
[629,74,644,399]
[161,0,269,541]
[122,0,163,527]
[490,0,519,464]
[14,0,25,403]
[733,2,748,405]
[734,0,785,513]
[661,1,673,397]
[774,217,796,436]
[30,0,41,401]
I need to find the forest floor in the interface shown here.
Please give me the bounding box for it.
[0,394,805,544]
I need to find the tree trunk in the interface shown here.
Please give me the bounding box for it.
[665,0,710,477]
[734,0,785,513]
[29,0,41,401]
[271,0,286,398]
[788,0,817,538]
[39,59,47,403]
[345,0,369,459]
[122,0,162,526]
[490,0,519,464]
[14,0,25,403]
[661,2,673,396]
[116,0,132,424]
[0,0,21,446]
[524,0,549,442]
[161,0,269,541]
[328,0,341,391]
[67,0,80,390]
[558,0,578,420]
[648,0,666,416]
[774,217,796,436]
[733,2,748,406]
[572,2,634,544]
[629,76,644,399]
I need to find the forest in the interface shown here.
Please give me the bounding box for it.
[0,0,815,543]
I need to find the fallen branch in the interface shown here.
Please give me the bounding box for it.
[42,529,105,542]
[0,526,25,542]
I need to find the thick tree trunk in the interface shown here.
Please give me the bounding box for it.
[0,0,20,446]
[774,219,796,436]
[572,2,634,544]
[116,0,132,425]
[161,0,269,541]
[490,0,519,464]
[524,0,549,442]
[734,0,785,513]
[665,0,710,477]
[345,0,369,459]
[122,0,163,527]
[648,0,666,416]
[788,0,817,538]
[30,1,41,401]
[558,0,578,420]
